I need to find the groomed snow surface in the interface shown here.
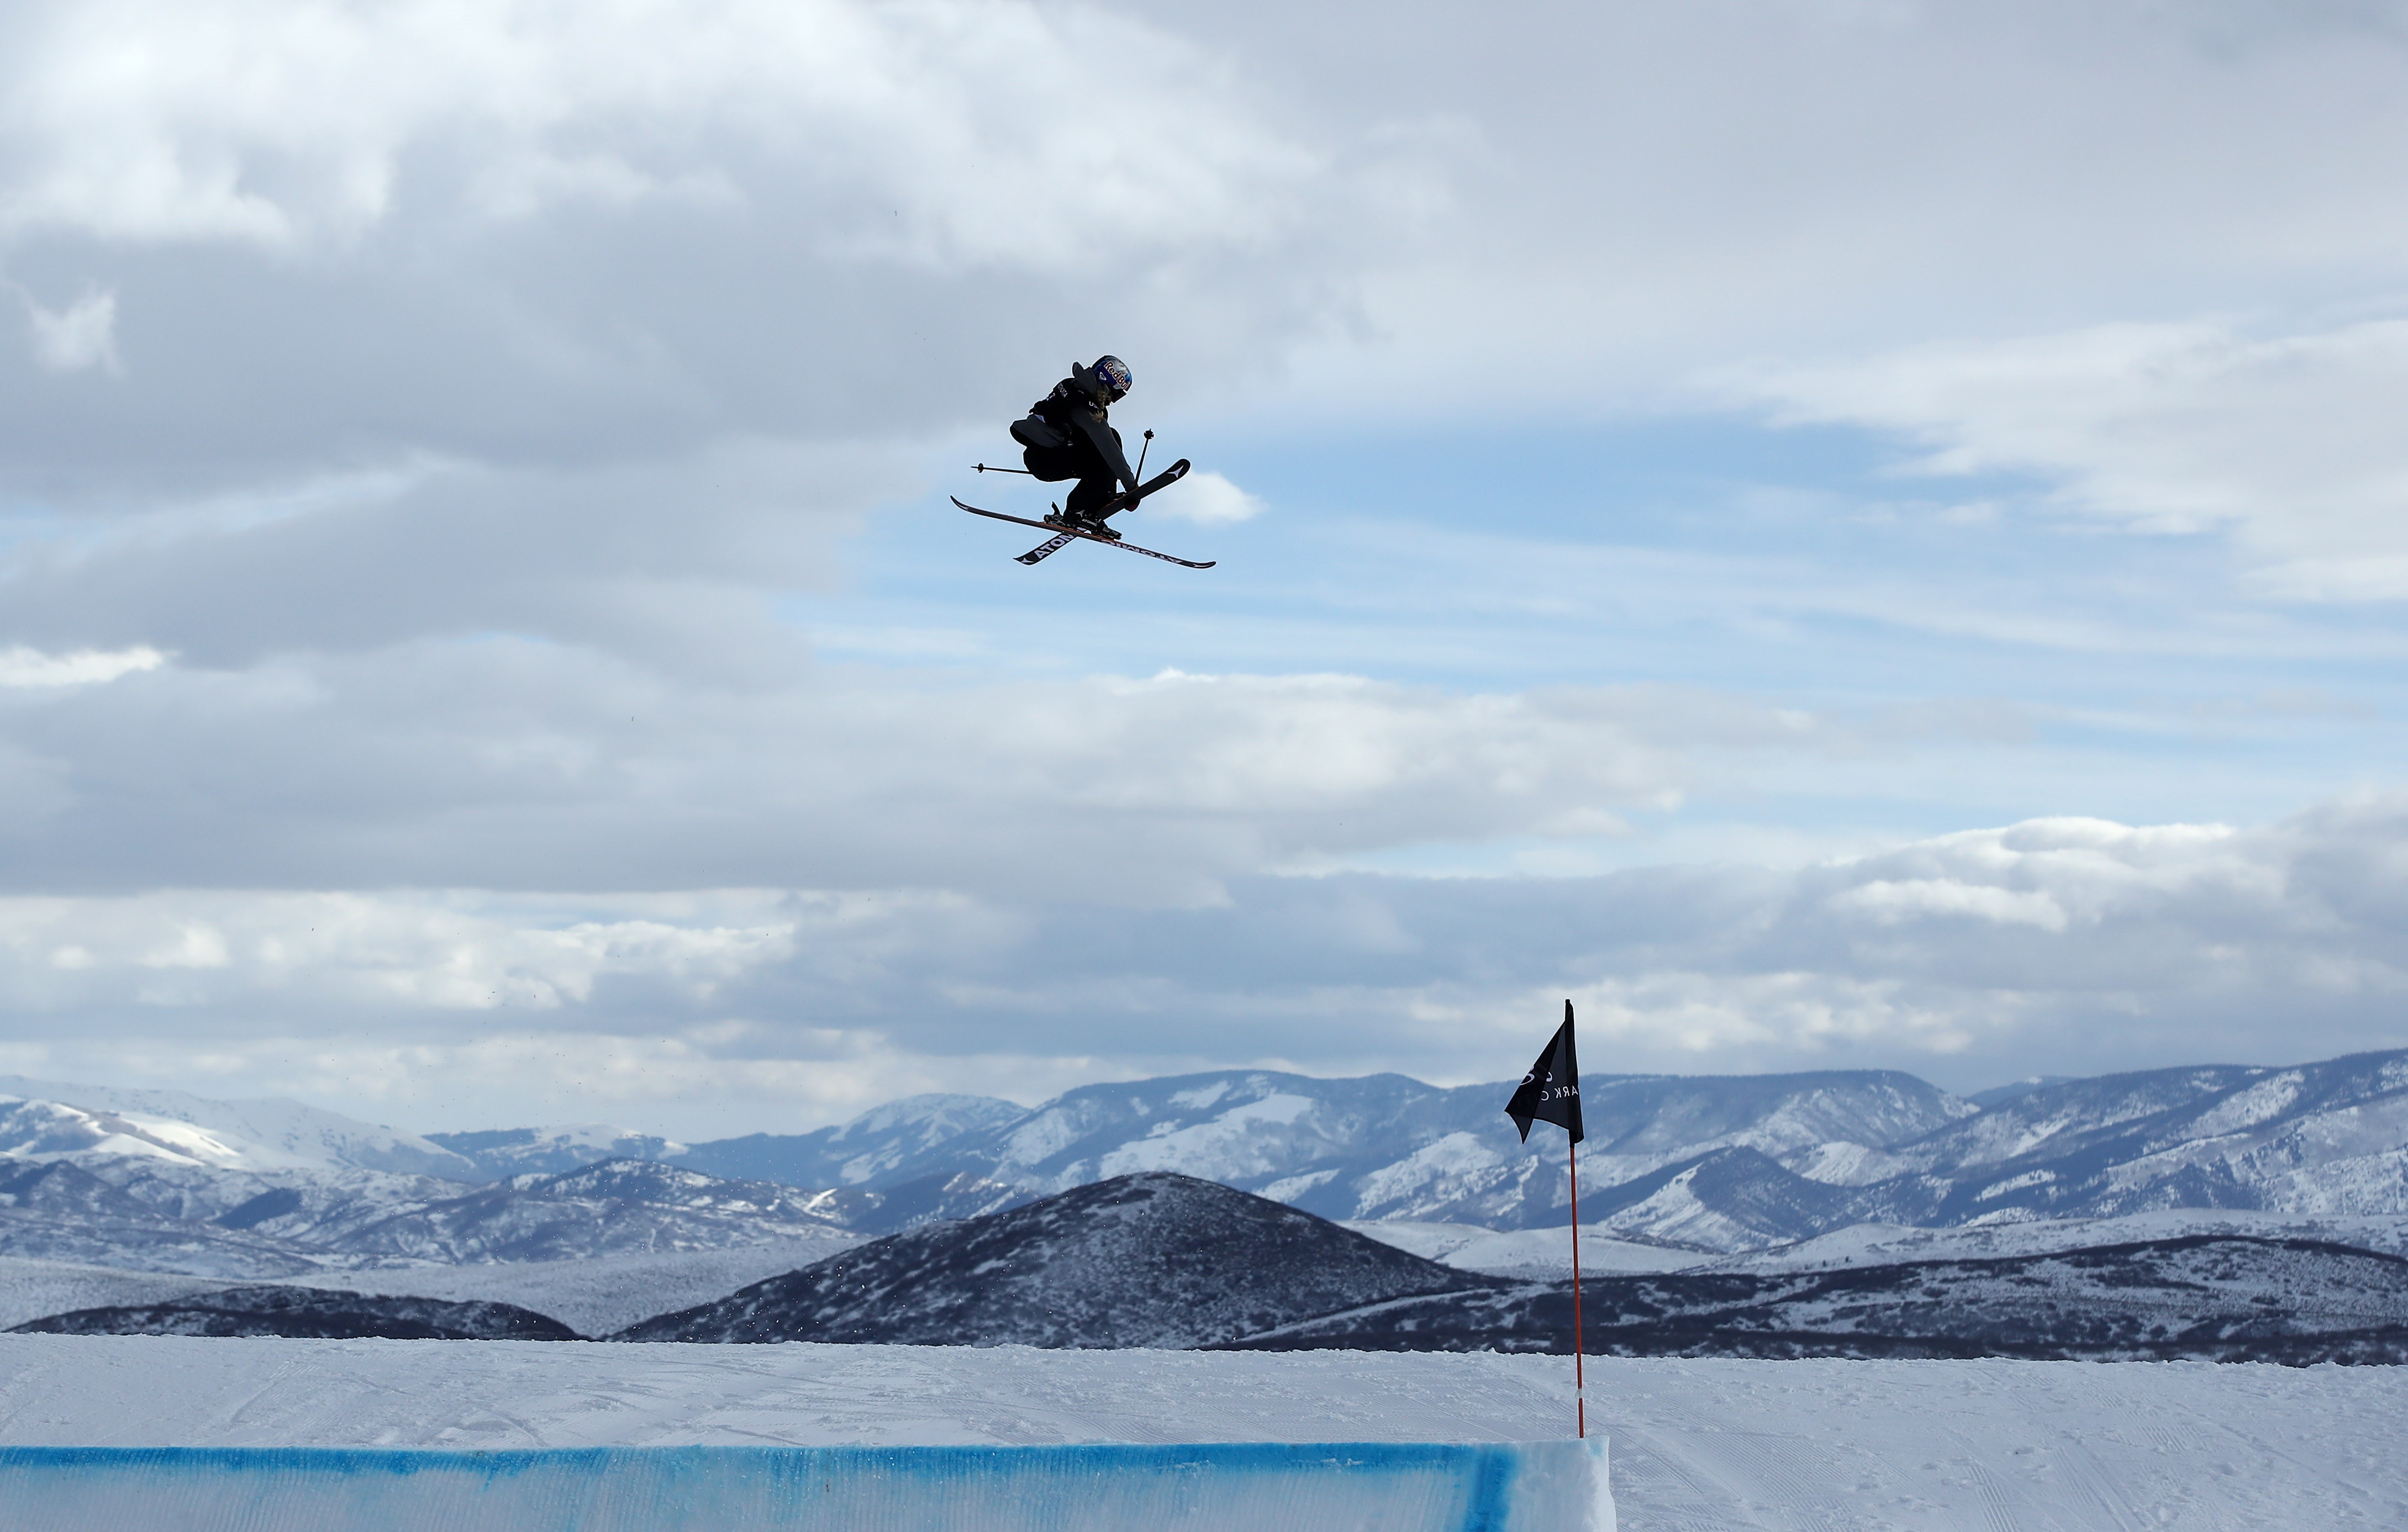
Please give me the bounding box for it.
[1,1336,2401,1529]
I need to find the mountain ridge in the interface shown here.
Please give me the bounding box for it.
[10,1046,2408,1268]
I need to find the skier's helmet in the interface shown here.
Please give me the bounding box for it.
[1093,355,1132,401]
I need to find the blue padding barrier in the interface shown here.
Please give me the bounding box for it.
[0,1439,1610,1532]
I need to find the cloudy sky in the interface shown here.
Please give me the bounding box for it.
[2,0,2404,1137]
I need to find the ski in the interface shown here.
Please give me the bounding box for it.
[952,456,1213,570]
[953,500,1216,569]
[1016,530,1079,566]
[1101,457,1192,515]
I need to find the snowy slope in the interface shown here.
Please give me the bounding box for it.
[783,1049,2408,1249]
[260,1160,851,1263]
[428,1126,692,1180]
[0,1232,863,1338]
[761,1068,1977,1233]
[1711,1209,2408,1273]
[0,1338,2401,1529]
[1,1156,861,1276]
[1342,1222,1708,1278]
[591,1045,2408,1255]
[17,1048,2408,1277]
[1482,1048,2408,1252]
[1240,1235,2408,1363]
[0,1077,473,1177]
[675,1094,1028,1187]
[284,1236,863,1335]
[0,1160,335,1277]
[1870,1049,2408,1220]
[0,1079,487,1274]
[0,1256,254,1330]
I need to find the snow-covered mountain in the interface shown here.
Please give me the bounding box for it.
[239,1160,852,1264]
[1869,1050,2408,1220]
[0,1156,858,1274]
[15,1048,2408,1274]
[23,1172,2408,1360]
[1525,1049,2408,1251]
[0,1076,473,1177]
[0,1159,330,1278]
[427,1126,691,1180]
[0,1085,499,1275]
[965,1051,2408,1252]
[659,1068,1976,1237]
[674,1094,1029,1187]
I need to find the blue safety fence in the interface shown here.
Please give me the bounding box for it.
[0,1439,1612,1532]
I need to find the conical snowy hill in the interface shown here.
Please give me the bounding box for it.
[615,1171,1497,1348]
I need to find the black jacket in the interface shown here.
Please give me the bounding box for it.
[1025,363,1136,492]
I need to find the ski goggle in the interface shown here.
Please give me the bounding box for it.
[1093,355,1132,398]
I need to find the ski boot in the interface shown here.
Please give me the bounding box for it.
[1044,504,1121,541]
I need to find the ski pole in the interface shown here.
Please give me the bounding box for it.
[973,462,1036,476]
[1134,429,1153,483]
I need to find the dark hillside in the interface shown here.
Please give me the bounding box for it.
[617,1171,1495,1348]
[13,1286,577,1341]
[1224,1235,2408,1364]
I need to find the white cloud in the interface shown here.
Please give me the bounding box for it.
[0,645,164,686]
[0,792,2396,1132]
[1544,803,2397,1062]
[0,890,802,1013]
[0,0,1439,505]
[22,289,119,373]
[1252,0,2408,419]
[0,633,1808,903]
[0,0,1344,267]
[1832,879,2070,932]
[1150,471,1266,526]
[0,0,2403,1133]
[1567,971,1982,1056]
[1714,316,2408,599]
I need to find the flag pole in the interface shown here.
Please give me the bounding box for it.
[1570,1133,1584,1438]
[1504,999,1587,1441]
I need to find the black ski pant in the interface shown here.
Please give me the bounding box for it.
[1020,435,1123,517]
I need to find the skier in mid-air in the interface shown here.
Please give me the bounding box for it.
[953,355,1207,568]
[1009,355,1139,540]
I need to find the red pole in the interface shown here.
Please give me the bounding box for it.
[1570,1134,1584,1439]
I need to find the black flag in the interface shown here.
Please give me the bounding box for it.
[1505,1000,1583,1144]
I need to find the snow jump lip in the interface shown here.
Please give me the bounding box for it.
[0,1439,1611,1532]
